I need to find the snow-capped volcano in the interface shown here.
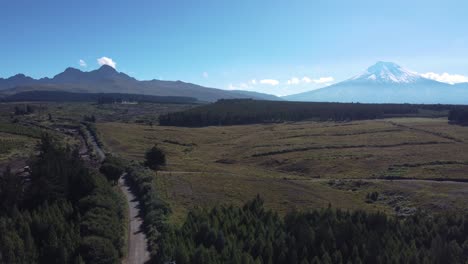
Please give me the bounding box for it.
[350,61,422,84]
[284,61,468,104]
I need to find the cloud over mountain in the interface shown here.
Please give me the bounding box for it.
[284,61,468,104]
[97,57,117,69]
[420,72,468,85]
[79,59,87,68]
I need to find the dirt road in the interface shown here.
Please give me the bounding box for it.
[84,126,150,264]
[119,175,150,264]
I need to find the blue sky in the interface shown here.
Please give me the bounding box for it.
[1,0,468,96]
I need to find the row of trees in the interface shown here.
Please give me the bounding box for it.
[14,104,34,115]
[449,108,468,125]
[120,144,468,263]
[155,196,468,264]
[0,135,126,263]
[125,163,171,257]
[2,90,197,104]
[158,99,421,127]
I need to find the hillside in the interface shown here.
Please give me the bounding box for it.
[0,65,280,102]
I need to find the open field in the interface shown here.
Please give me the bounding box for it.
[0,131,37,165]
[98,117,468,223]
[2,101,467,223]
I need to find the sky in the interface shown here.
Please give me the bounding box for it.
[1,0,468,96]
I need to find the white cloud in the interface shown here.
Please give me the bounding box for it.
[97,57,117,69]
[260,79,279,86]
[227,82,251,90]
[421,72,468,85]
[203,72,209,78]
[79,59,87,68]
[287,77,300,85]
[313,77,334,84]
[226,75,334,96]
[286,76,334,85]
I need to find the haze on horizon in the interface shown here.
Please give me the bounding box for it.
[1,0,468,96]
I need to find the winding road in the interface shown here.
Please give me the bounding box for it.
[83,126,150,264]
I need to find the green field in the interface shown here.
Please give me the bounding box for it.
[98,117,468,223]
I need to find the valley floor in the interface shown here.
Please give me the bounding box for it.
[98,117,468,224]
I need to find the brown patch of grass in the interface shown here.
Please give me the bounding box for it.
[98,118,468,222]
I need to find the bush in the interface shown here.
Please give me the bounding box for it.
[145,145,166,170]
[80,236,118,264]
[366,191,379,203]
[100,157,125,185]
[125,164,170,257]
[100,164,122,184]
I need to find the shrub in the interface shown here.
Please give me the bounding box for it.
[80,236,118,264]
[100,157,125,185]
[145,145,166,170]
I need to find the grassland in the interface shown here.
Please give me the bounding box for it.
[2,101,466,224]
[0,132,37,162]
[98,117,468,223]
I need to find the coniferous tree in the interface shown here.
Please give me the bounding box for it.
[145,145,166,170]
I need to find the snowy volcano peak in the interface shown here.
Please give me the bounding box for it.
[351,61,421,84]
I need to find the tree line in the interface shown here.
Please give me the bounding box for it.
[0,135,126,264]
[2,90,198,104]
[118,144,468,263]
[125,163,171,257]
[14,104,34,115]
[154,196,467,264]
[159,99,423,127]
[449,108,468,125]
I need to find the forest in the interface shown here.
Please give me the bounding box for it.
[449,107,468,125]
[155,196,468,264]
[158,99,452,127]
[0,135,126,264]
[1,90,198,104]
[119,156,468,264]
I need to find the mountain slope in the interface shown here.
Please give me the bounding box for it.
[0,66,278,102]
[284,62,468,104]
[230,90,283,101]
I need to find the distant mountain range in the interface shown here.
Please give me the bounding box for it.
[3,62,468,105]
[285,62,468,104]
[0,65,281,102]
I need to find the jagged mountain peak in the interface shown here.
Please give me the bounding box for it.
[89,65,133,80]
[96,64,117,73]
[9,73,33,80]
[63,67,82,73]
[0,65,280,102]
